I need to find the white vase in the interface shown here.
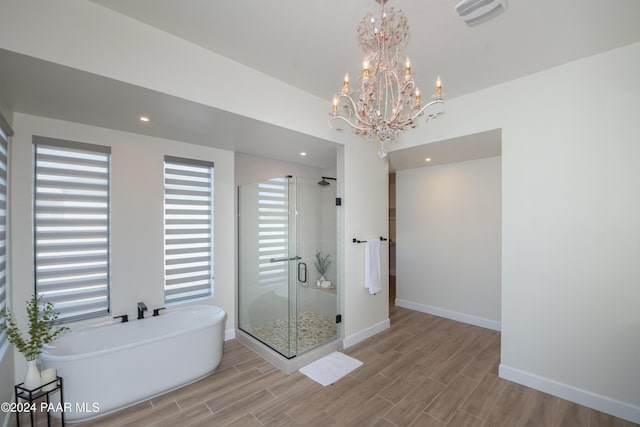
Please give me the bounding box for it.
[24,359,42,390]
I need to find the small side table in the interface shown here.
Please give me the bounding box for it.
[14,376,65,427]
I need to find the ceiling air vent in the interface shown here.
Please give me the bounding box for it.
[455,0,507,26]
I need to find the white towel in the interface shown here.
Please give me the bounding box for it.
[365,239,382,295]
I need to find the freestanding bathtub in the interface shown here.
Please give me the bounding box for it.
[41,304,226,422]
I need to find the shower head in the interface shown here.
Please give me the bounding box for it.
[317,176,336,186]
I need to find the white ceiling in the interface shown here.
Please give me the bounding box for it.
[3,0,640,169]
[90,0,640,101]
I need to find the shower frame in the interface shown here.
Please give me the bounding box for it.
[237,175,341,371]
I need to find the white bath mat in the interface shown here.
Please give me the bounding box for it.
[299,351,363,386]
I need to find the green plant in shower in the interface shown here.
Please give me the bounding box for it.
[314,252,332,280]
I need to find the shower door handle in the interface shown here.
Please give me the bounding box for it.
[269,256,301,263]
[298,262,307,283]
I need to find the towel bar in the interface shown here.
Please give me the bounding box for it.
[353,236,388,244]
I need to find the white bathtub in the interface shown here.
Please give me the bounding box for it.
[41,305,226,422]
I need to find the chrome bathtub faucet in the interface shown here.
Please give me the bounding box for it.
[137,302,148,319]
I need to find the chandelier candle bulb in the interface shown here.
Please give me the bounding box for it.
[436,76,442,97]
[415,88,421,104]
[332,96,338,113]
[343,73,349,90]
[363,60,370,78]
[405,58,411,76]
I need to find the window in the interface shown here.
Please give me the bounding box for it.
[257,177,289,287]
[0,120,9,352]
[163,156,214,304]
[34,137,111,322]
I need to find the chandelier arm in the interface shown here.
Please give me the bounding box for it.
[385,68,397,121]
[388,78,414,123]
[410,98,445,121]
[337,93,377,128]
[329,114,373,133]
[375,19,386,118]
[423,109,445,124]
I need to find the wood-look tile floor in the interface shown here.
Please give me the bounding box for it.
[16,305,638,427]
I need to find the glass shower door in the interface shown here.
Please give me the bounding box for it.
[293,177,339,354]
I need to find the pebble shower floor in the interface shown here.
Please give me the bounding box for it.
[247,311,338,355]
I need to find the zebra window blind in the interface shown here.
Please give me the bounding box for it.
[163,156,214,304]
[33,137,111,322]
[257,177,289,288]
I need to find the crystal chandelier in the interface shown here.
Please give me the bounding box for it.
[329,0,445,158]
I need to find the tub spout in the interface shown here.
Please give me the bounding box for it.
[114,314,128,323]
[137,302,148,319]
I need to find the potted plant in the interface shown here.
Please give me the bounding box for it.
[0,295,68,389]
[314,251,332,288]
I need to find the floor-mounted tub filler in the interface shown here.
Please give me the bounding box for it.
[41,305,226,422]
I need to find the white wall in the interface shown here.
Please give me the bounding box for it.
[391,42,640,422]
[9,113,236,380]
[395,156,501,330]
[341,142,390,347]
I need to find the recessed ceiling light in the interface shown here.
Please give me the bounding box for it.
[425,157,432,162]
[139,116,150,123]
[299,152,307,157]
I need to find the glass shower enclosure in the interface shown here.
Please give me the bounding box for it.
[238,176,339,358]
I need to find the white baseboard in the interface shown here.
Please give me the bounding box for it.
[499,364,640,424]
[342,318,390,348]
[224,328,236,341]
[395,299,501,331]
